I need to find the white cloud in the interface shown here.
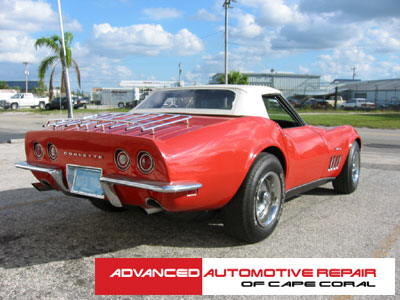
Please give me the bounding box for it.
[317,48,375,79]
[316,47,400,81]
[194,9,218,22]
[142,7,182,20]
[298,65,310,74]
[231,13,262,39]
[173,29,204,55]
[91,23,203,57]
[0,31,38,63]
[0,0,81,67]
[244,0,304,26]
[0,0,81,32]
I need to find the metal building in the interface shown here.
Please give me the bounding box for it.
[337,79,400,107]
[209,72,320,97]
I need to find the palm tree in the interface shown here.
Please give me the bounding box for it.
[216,71,248,84]
[35,32,80,100]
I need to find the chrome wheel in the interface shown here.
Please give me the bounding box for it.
[351,148,360,184]
[255,171,282,227]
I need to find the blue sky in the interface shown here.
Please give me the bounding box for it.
[1,0,400,91]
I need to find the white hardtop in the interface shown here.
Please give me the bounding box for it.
[131,85,282,118]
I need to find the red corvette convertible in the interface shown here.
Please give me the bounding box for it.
[16,85,361,242]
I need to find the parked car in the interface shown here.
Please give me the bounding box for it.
[341,98,376,110]
[301,98,330,109]
[16,85,361,243]
[0,93,48,109]
[45,96,87,110]
[326,96,346,108]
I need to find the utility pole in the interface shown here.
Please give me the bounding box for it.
[23,62,29,93]
[178,63,183,87]
[57,0,73,118]
[223,0,234,85]
[334,86,338,110]
[351,66,356,81]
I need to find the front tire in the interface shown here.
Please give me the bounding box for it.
[11,103,18,110]
[39,102,45,109]
[223,153,285,243]
[333,142,360,194]
[88,198,127,212]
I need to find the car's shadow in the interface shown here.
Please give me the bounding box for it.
[285,186,336,202]
[0,188,242,269]
[304,187,337,196]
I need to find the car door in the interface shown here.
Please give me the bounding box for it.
[19,94,29,107]
[263,95,330,190]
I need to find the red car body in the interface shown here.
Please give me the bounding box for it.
[16,86,361,242]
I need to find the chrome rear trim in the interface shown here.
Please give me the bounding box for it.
[15,161,122,207]
[15,161,68,192]
[100,181,123,207]
[100,176,202,193]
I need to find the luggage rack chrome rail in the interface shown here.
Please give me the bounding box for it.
[45,113,191,134]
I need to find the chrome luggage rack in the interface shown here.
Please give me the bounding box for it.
[45,113,192,135]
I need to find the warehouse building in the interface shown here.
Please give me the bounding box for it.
[209,72,320,97]
[92,80,182,107]
[337,78,400,107]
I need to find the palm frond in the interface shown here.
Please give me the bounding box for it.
[35,37,60,52]
[65,47,72,67]
[64,32,74,46]
[38,56,58,81]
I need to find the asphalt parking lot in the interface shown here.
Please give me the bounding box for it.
[0,113,399,299]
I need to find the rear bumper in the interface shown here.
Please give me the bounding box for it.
[15,161,202,209]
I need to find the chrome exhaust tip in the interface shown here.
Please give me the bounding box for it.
[32,181,53,192]
[143,198,164,215]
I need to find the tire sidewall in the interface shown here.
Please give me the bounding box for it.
[237,154,285,242]
[346,143,361,191]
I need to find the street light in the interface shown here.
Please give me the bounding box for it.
[178,63,183,87]
[23,62,29,93]
[56,0,73,118]
[223,0,235,85]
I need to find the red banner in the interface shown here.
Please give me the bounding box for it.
[95,258,202,295]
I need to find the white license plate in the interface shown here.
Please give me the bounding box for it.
[67,165,103,198]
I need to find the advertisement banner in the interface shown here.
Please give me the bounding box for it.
[95,258,395,295]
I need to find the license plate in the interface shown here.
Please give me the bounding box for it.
[67,165,104,198]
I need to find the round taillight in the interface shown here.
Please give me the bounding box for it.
[33,143,44,159]
[115,150,130,170]
[48,143,57,160]
[137,151,154,174]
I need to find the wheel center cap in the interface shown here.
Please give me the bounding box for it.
[262,191,271,204]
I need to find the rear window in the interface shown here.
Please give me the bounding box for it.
[136,89,235,110]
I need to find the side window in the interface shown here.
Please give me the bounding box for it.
[262,95,301,128]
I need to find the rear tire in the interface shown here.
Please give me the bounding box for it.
[223,153,285,243]
[39,102,45,109]
[88,198,127,212]
[333,142,360,194]
[118,102,125,108]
